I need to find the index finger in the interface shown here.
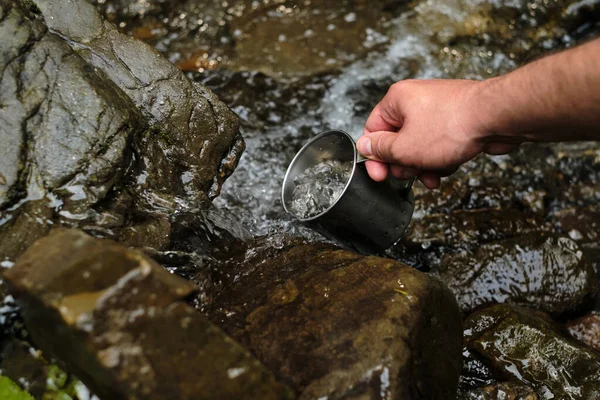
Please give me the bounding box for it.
[364,103,401,135]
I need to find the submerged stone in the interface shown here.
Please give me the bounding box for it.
[93,0,407,77]
[403,208,541,249]
[436,233,597,315]
[553,204,600,246]
[465,304,600,399]
[459,382,539,400]
[207,243,463,399]
[4,229,294,400]
[566,313,600,352]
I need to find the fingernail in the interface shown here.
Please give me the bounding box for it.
[357,137,372,156]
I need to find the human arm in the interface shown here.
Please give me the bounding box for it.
[357,38,600,188]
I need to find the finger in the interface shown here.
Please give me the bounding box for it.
[436,166,459,177]
[357,130,405,164]
[483,142,518,155]
[364,103,402,135]
[418,172,441,189]
[390,165,420,180]
[365,160,389,182]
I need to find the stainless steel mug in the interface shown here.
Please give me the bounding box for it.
[282,130,415,252]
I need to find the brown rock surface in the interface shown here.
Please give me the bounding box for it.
[4,228,293,400]
[208,243,463,399]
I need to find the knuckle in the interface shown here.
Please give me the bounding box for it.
[390,79,417,94]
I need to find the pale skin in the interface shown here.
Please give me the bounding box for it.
[357,38,600,189]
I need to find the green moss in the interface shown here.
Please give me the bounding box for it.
[46,365,68,391]
[149,125,173,146]
[0,376,34,400]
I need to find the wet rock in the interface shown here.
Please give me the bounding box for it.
[553,204,600,246]
[0,0,146,260]
[1,0,243,262]
[436,234,597,315]
[465,304,600,399]
[567,312,600,352]
[459,349,496,390]
[33,0,242,199]
[0,338,105,399]
[207,243,463,399]
[0,339,48,398]
[459,382,539,400]
[4,228,294,400]
[403,208,541,250]
[554,184,600,213]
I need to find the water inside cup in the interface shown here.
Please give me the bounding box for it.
[288,159,353,219]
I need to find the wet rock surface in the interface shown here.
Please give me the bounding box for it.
[4,229,293,400]
[206,243,463,399]
[0,0,242,262]
[402,208,542,250]
[567,312,600,352]
[459,382,539,400]
[436,233,598,315]
[0,340,48,398]
[465,304,600,399]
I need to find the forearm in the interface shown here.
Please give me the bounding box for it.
[475,38,600,143]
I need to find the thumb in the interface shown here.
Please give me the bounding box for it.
[356,130,412,165]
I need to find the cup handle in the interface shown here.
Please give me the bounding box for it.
[356,154,369,163]
[357,154,415,192]
[401,177,416,196]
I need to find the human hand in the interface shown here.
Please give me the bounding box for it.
[357,79,520,188]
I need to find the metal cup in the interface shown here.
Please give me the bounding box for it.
[282,130,415,253]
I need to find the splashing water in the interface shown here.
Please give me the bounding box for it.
[288,160,353,219]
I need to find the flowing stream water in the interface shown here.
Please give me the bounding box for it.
[203,0,598,244]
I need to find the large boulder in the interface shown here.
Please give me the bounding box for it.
[436,233,597,315]
[0,0,243,262]
[4,229,293,400]
[33,0,243,199]
[207,243,463,399]
[0,0,146,260]
[465,304,600,399]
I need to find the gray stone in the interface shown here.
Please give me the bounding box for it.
[34,0,242,198]
[0,0,243,263]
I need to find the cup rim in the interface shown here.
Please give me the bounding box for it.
[281,129,358,221]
